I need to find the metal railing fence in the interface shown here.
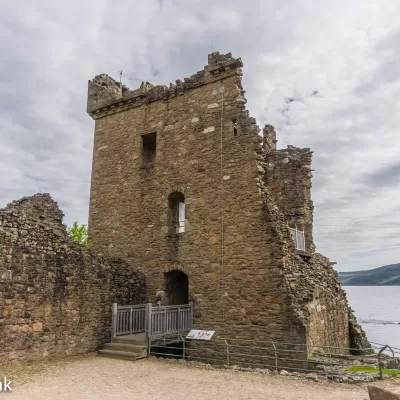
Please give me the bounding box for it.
[111,302,193,340]
[114,304,146,336]
[149,336,400,379]
[149,304,193,337]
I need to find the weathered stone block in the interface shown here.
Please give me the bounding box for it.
[203,126,215,133]
[32,322,43,332]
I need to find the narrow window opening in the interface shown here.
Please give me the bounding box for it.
[142,132,157,165]
[178,201,185,233]
[288,226,306,251]
[168,192,185,234]
[233,119,238,136]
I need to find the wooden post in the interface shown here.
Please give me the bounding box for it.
[111,302,118,342]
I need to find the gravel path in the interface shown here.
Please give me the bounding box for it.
[4,355,400,400]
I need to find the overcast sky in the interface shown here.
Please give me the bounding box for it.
[1,0,399,271]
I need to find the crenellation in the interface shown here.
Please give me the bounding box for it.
[87,74,123,113]
[87,52,244,120]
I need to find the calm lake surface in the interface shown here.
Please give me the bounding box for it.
[344,286,400,352]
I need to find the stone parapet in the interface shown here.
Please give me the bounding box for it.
[87,52,243,119]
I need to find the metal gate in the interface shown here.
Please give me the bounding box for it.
[111,302,193,340]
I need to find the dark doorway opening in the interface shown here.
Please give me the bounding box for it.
[164,270,189,305]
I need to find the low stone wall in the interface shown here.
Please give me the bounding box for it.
[0,194,146,363]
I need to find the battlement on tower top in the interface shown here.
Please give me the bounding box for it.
[87,52,243,119]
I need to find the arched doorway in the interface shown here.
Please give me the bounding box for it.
[164,270,189,305]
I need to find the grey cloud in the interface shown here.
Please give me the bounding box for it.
[353,57,400,96]
[353,29,400,96]
[1,0,400,271]
[360,160,400,189]
[377,231,400,240]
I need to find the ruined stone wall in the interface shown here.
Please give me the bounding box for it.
[262,141,354,352]
[281,253,350,354]
[264,146,315,254]
[86,51,367,358]
[262,124,277,151]
[0,194,146,363]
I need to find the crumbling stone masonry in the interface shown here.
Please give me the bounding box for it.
[86,51,368,356]
[0,194,146,363]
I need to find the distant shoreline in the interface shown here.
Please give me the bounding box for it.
[338,263,400,286]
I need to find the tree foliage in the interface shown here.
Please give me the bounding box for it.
[67,221,88,246]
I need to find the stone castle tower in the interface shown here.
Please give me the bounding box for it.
[86,52,360,352]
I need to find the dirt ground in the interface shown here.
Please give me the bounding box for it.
[2,354,400,400]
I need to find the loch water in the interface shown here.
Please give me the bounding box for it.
[344,286,400,352]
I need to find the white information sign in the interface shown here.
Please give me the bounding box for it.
[186,330,215,341]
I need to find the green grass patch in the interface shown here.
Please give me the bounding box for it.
[346,366,400,376]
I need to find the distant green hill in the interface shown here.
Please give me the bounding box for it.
[339,263,400,286]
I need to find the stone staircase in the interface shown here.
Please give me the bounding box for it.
[98,334,148,361]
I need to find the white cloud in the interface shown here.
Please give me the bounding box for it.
[0,0,399,271]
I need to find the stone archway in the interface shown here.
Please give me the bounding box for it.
[164,270,189,305]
